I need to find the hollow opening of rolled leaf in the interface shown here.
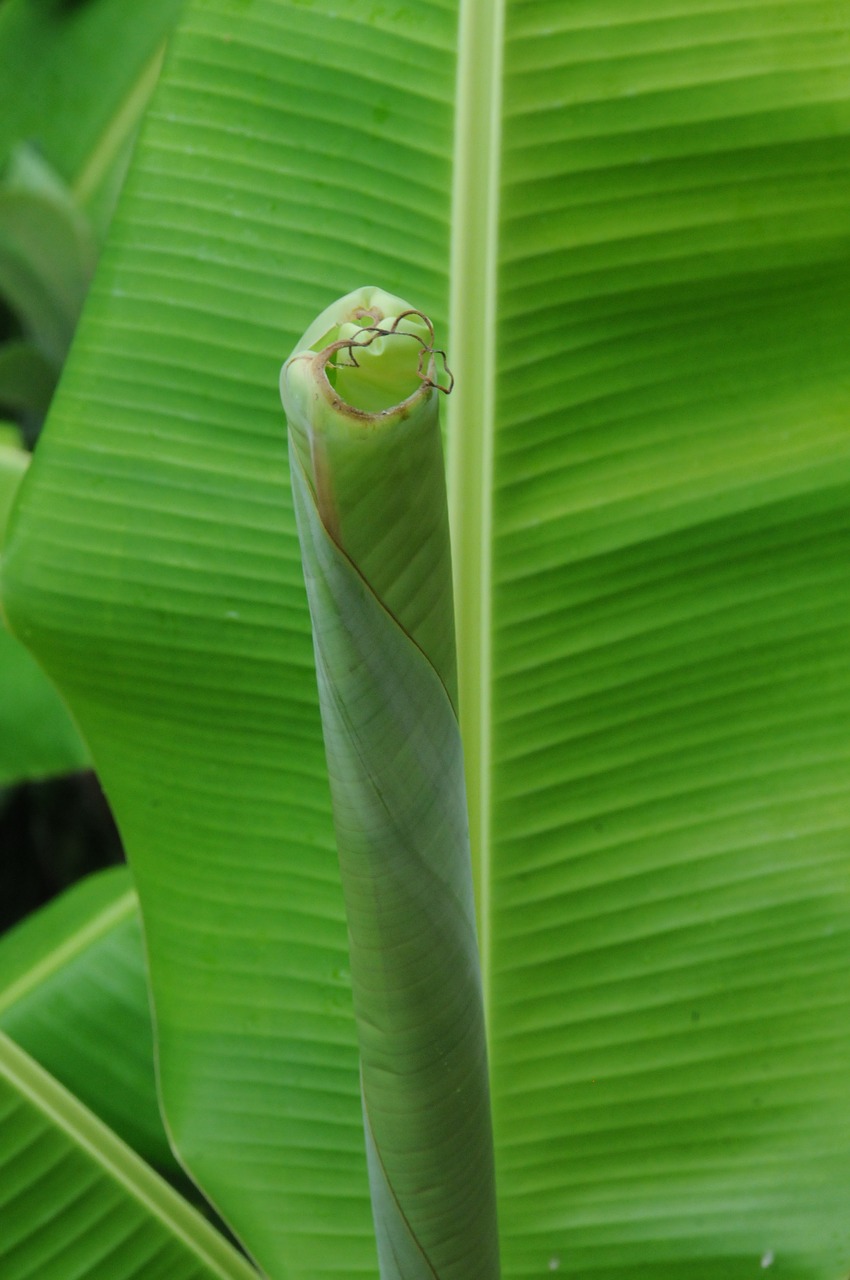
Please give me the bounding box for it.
[312,312,434,413]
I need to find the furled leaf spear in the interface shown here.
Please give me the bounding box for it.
[281,287,500,1280]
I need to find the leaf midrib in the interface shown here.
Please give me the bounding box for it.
[0,888,138,1017]
[0,1032,259,1280]
[72,41,168,210]
[448,0,505,1032]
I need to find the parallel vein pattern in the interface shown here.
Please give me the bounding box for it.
[2,3,457,1277]
[491,4,850,1278]
[0,1033,257,1280]
[4,2,850,1279]
[0,868,180,1180]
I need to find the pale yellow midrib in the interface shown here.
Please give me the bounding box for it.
[448,0,505,1034]
[0,1032,257,1280]
[72,41,167,210]
[0,890,137,1016]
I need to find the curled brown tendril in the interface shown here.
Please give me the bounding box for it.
[321,309,454,395]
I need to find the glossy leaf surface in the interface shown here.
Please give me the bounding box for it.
[3,2,850,1278]
[0,428,27,537]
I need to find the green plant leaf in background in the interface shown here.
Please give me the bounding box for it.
[0,866,177,1180]
[0,1029,258,1280]
[0,0,187,433]
[0,427,87,783]
[0,424,27,536]
[0,0,186,235]
[0,626,89,785]
[0,145,97,371]
[3,2,850,1279]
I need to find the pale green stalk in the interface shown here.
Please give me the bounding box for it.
[0,427,28,548]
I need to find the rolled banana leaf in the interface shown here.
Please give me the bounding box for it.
[281,287,499,1280]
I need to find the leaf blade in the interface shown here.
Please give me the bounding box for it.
[0,868,179,1178]
[0,1031,258,1280]
[1,4,459,1273]
[488,6,850,1277]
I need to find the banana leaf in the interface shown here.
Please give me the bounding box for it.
[3,2,850,1278]
[0,1030,258,1280]
[0,867,178,1179]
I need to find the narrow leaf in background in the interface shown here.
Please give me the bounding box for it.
[0,429,88,784]
[0,0,186,233]
[0,427,27,538]
[0,145,96,370]
[0,1031,258,1280]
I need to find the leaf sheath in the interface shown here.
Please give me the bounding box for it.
[283,287,500,1280]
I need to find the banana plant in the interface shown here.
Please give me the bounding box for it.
[3,1,850,1278]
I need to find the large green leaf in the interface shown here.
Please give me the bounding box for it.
[0,342,55,420]
[0,867,178,1179]
[0,1030,258,1279]
[0,625,89,783]
[4,2,850,1278]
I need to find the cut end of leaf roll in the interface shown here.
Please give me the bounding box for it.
[281,284,451,418]
[281,287,460,706]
